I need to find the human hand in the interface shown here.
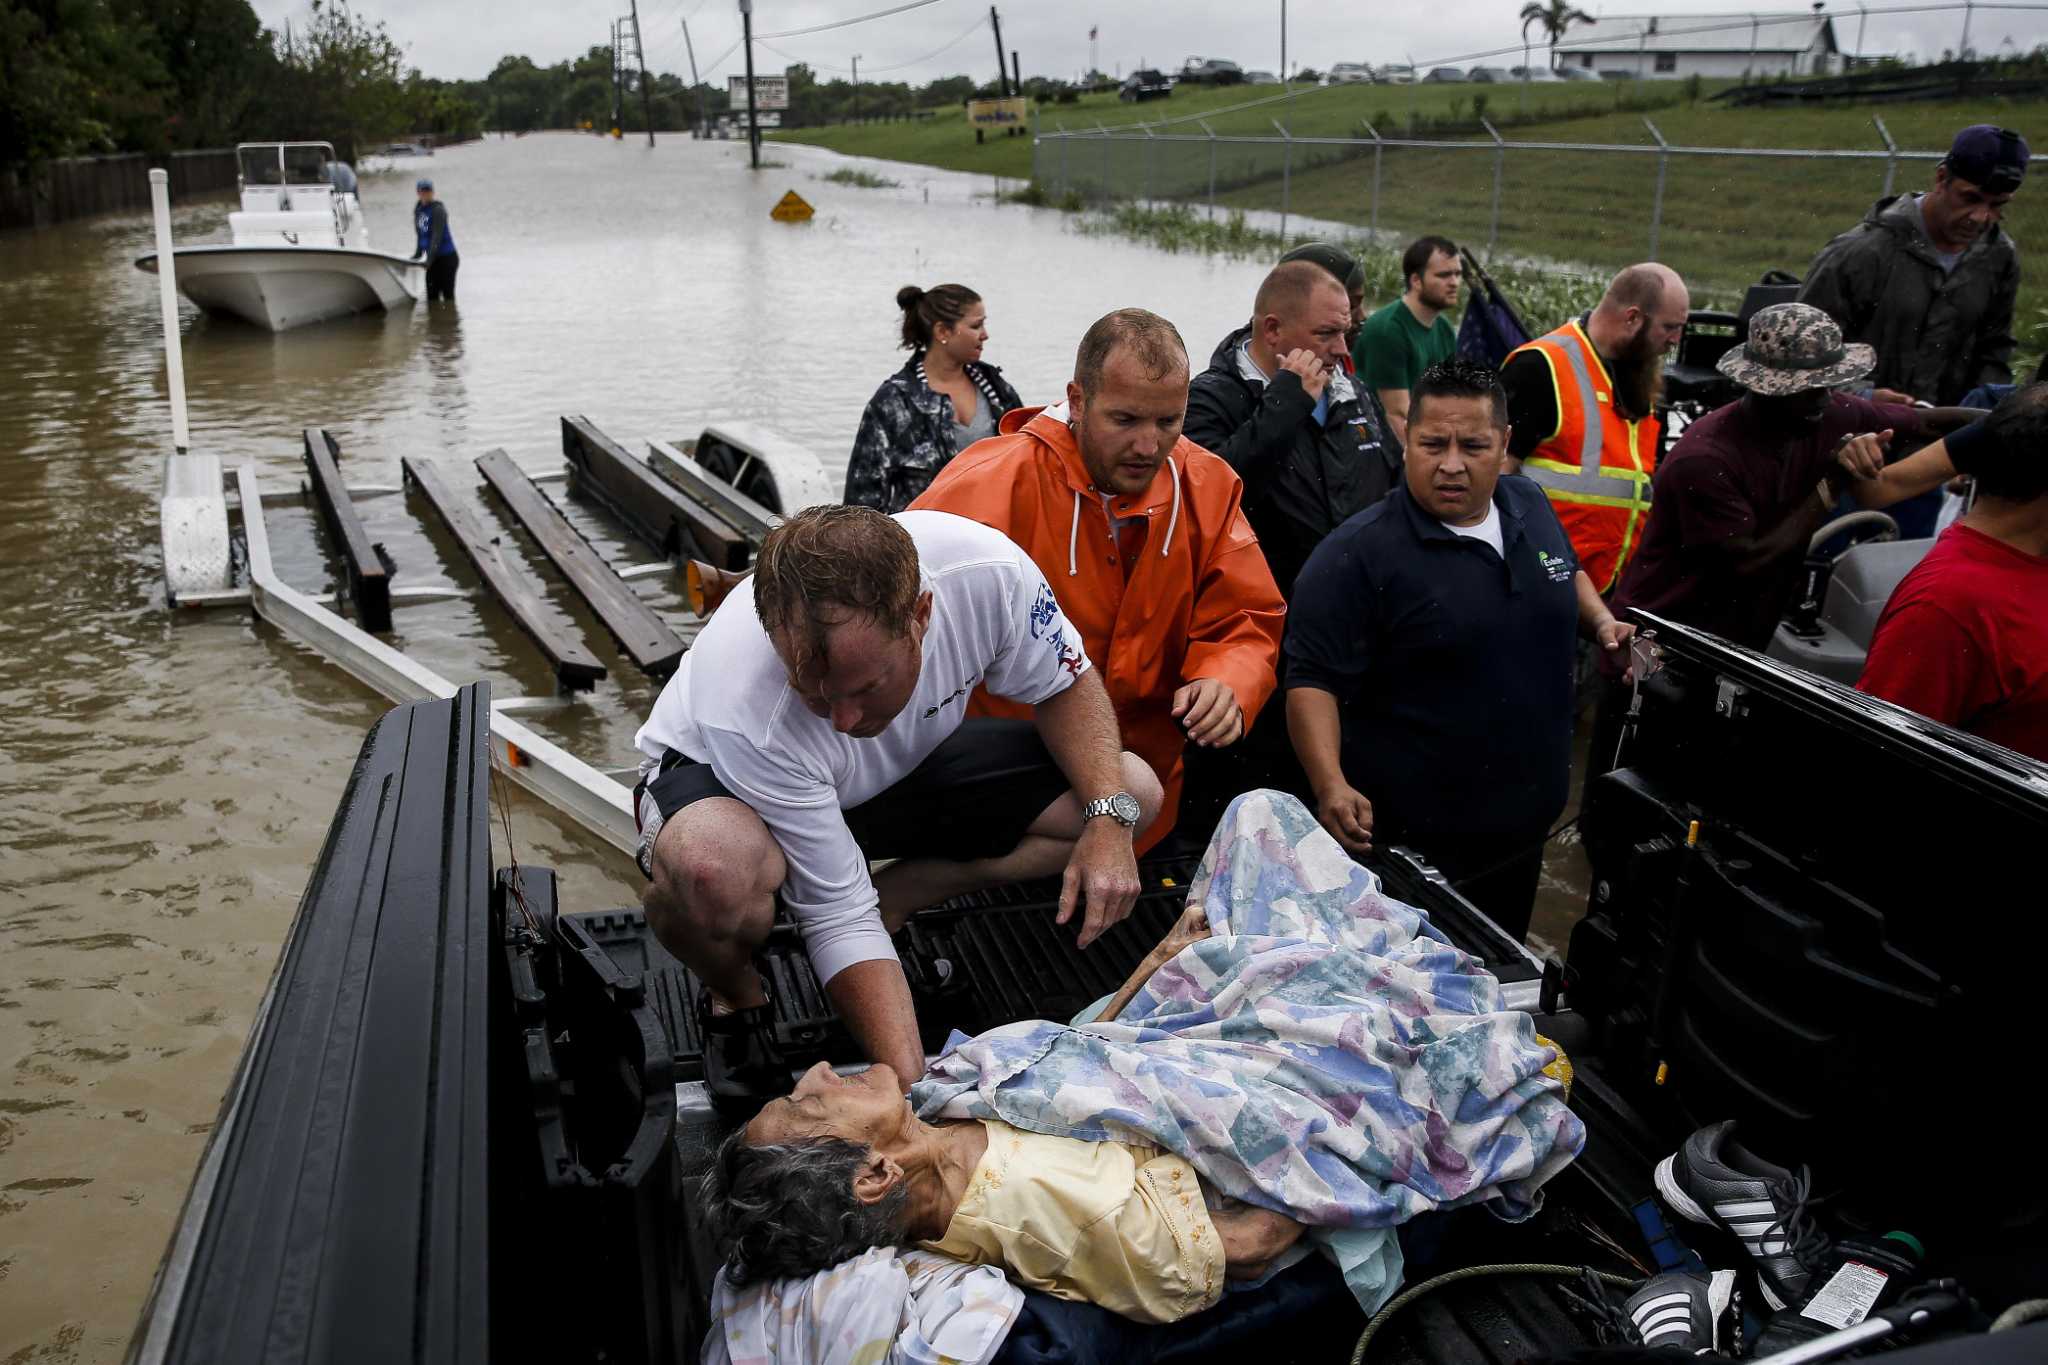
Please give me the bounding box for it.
[1155,904,1211,960]
[1595,617,1637,680]
[1057,819,1141,948]
[1833,428,1892,481]
[1870,387,1918,406]
[1277,348,1330,401]
[1172,678,1244,748]
[1314,783,1374,855]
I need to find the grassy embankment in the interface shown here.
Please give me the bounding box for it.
[776,82,2047,345]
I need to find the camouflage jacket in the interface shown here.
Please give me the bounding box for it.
[843,353,1022,512]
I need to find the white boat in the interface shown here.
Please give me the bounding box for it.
[136,141,423,332]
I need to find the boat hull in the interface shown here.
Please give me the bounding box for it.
[136,246,424,332]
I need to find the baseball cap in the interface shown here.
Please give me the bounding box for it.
[1943,126,2028,194]
[416,177,435,191]
[1280,241,1366,295]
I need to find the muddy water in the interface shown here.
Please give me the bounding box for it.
[0,132,1591,1360]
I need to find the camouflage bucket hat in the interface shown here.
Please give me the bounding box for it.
[1717,302,1876,396]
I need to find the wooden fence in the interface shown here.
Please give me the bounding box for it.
[0,148,240,232]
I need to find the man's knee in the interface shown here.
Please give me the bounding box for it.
[643,808,780,945]
[1121,751,1165,825]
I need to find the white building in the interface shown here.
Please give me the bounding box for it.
[1555,11,1840,80]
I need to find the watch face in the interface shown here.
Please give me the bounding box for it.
[1111,792,1142,826]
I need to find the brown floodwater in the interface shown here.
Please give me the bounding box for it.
[0,131,1588,1360]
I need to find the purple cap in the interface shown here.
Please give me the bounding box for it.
[1944,125,2028,194]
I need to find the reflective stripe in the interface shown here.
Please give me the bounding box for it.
[1552,325,1606,477]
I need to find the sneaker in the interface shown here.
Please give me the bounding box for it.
[701,992,790,1118]
[1654,1120,1832,1311]
[1624,1269,1740,1354]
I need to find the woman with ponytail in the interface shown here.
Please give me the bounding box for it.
[844,283,1022,512]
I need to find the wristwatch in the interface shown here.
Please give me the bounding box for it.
[1083,792,1143,829]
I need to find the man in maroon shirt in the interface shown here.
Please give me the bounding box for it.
[1860,385,2048,762]
[1611,304,1981,651]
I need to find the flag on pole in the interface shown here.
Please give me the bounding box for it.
[1089,26,1098,40]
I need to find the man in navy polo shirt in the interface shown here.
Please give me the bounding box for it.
[1285,361,1635,941]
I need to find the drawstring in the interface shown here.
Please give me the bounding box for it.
[1068,488,1081,576]
[1161,456,1181,557]
[1067,458,1181,573]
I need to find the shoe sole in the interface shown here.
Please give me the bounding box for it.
[1654,1155,1792,1313]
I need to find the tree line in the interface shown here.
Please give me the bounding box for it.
[2,0,1047,175]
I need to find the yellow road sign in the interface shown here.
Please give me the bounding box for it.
[770,190,814,222]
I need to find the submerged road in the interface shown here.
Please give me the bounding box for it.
[0,130,1585,1360]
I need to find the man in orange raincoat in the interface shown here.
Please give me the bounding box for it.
[911,308,1286,851]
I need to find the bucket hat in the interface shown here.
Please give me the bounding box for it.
[1716,303,1875,396]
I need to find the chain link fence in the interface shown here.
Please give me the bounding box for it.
[1033,122,1949,298]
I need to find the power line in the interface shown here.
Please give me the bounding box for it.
[758,12,988,77]
[756,0,950,41]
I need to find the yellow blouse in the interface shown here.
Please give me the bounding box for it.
[919,1120,1225,1325]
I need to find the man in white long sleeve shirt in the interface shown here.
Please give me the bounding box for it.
[634,505,1161,1109]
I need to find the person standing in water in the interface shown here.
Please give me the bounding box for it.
[411,178,459,303]
[845,284,1022,512]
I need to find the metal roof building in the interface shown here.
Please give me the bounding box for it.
[1555,11,1841,80]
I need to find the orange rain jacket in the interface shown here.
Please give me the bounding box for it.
[910,406,1286,850]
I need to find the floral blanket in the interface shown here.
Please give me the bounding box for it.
[911,790,1585,1314]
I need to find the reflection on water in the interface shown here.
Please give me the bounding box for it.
[0,131,1588,1359]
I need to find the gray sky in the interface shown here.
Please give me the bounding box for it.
[251,1,2042,86]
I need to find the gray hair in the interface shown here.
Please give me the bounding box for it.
[702,1131,913,1287]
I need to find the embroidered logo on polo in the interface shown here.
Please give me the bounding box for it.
[1027,584,1061,640]
[1536,549,1575,583]
[923,671,983,719]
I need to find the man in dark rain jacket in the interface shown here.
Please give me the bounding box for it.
[1798,125,2027,406]
[1184,260,1402,599]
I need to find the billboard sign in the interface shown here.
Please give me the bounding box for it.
[966,97,1031,128]
[729,74,791,110]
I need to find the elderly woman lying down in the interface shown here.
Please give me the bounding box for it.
[703,791,1584,1327]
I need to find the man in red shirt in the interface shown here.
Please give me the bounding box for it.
[1859,385,2048,762]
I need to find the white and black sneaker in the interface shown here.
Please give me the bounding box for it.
[1624,1269,1740,1354]
[1654,1120,1833,1311]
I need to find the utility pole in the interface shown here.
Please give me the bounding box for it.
[741,0,759,170]
[630,0,653,145]
[989,6,1010,96]
[1281,0,1288,89]
[1011,49,1021,96]
[682,18,708,137]
[852,55,861,123]
[609,20,623,137]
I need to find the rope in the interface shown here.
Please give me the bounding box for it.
[1350,1263,1638,1364]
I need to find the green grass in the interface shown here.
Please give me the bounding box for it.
[817,166,900,188]
[767,75,1703,179]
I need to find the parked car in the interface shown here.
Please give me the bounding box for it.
[1327,62,1373,84]
[1509,64,1564,82]
[1424,66,1467,83]
[1557,65,1600,81]
[1179,56,1245,85]
[1468,65,1509,83]
[1245,69,1281,86]
[1119,69,1174,102]
[1376,62,1416,84]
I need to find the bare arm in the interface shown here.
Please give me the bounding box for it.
[1096,906,1210,1023]
[1377,387,1411,443]
[1286,686,1373,855]
[824,961,926,1089]
[1575,570,1635,660]
[1033,670,1142,947]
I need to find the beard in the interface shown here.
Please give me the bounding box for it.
[1612,327,1665,420]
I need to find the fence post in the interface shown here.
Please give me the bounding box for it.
[1644,116,1670,262]
[1872,114,1898,197]
[1482,118,1505,257]
[1142,122,1156,204]
[1363,120,1383,244]
[1095,120,1111,199]
[1272,118,1293,240]
[1056,120,1068,194]
[1201,119,1218,221]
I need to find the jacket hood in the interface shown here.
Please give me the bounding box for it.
[1205,322,1255,373]
[992,403,1190,576]
[1867,191,2007,255]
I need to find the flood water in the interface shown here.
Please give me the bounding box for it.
[0,131,1585,1359]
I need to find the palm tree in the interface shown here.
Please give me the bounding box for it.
[1520,0,1596,73]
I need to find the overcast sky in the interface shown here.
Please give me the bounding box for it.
[250,1,2044,86]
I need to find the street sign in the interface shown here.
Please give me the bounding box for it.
[729,74,790,110]
[770,190,814,223]
[966,97,1030,128]
[753,111,782,128]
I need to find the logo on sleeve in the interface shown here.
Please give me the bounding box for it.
[1027,583,1061,640]
[1537,549,1575,583]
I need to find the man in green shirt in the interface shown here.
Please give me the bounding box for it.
[1354,235,1461,442]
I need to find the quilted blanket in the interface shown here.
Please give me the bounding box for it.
[911,790,1585,1314]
